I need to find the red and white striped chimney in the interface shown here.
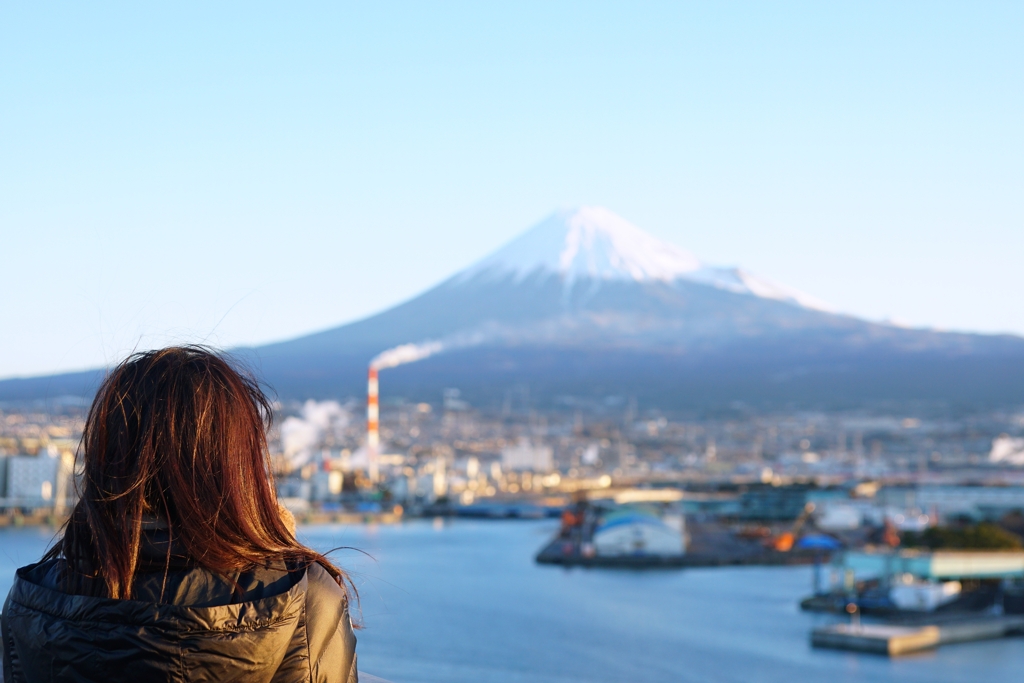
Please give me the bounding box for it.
[367,366,380,482]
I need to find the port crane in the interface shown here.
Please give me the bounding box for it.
[768,502,816,552]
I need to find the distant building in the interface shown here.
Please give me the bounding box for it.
[276,478,312,503]
[310,471,343,502]
[914,485,1024,521]
[738,484,813,520]
[501,440,553,472]
[5,455,59,508]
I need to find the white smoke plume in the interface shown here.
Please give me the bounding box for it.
[991,435,1024,466]
[280,399,349,467]
[370,341,446,371]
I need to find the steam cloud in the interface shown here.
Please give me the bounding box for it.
[280,399,349,466]
[370,341,445,371]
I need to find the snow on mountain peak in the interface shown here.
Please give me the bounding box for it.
[465,206,703,283]
[460,206,833,312]
[559,206,705,281]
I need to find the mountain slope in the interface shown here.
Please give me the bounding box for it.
[246,207,1024,408]
[4,207,1024,410]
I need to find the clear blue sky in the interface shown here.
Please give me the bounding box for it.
[3,1,1023,378]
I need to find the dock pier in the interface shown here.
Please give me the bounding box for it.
[811,615,1024,655]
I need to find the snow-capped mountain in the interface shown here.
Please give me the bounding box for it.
[5,207,1024,409]
[460,206,833,312]
[237,207,1024,407]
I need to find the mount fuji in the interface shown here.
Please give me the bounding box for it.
[5,207,1024,410]
[457,206,832,312]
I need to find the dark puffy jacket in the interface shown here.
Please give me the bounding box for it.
[1,552,357,683]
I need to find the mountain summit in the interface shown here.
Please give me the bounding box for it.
[463,206,704,284]
[461,207,832,311]
[4,207,1024,409]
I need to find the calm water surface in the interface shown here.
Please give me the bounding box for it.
[2,521,1021,683]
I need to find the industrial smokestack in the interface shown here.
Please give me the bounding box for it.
[365,339,450,484]
[367,367,380,482]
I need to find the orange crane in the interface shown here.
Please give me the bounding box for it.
[769,502,816,552]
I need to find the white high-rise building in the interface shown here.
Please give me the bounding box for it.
[501,439,554,472]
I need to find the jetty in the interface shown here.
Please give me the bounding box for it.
[811,615,1024,655]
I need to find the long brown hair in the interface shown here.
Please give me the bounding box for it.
[48,346,349,600]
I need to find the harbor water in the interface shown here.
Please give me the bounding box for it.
[1,520,1020,683]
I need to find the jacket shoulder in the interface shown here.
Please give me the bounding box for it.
[304,563,357,683]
